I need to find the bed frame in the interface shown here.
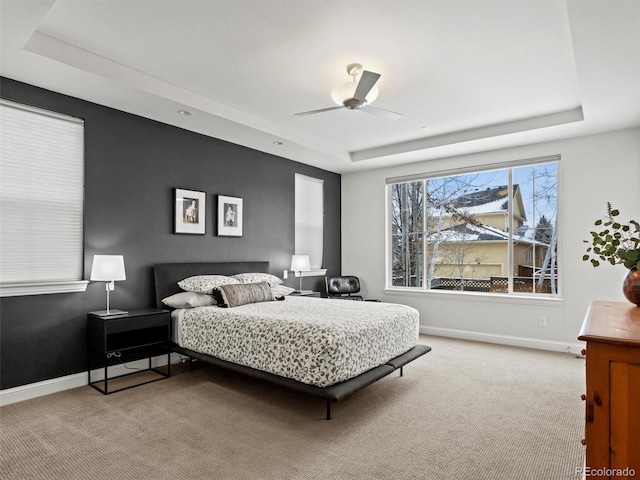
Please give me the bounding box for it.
[154,261,431,419]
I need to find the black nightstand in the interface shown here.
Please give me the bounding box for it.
[290,291,323,298]
[87,308,171,394]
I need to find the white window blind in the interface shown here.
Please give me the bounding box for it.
[295,174,324,270]
[0,100,87,296]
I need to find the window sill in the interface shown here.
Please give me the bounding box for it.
[0,280,89,297]
[384,287,563,307]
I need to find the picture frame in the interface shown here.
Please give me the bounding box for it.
[174,188,206,234]
[217,195,243,237]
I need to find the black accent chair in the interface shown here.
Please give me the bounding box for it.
[326,276,364,300]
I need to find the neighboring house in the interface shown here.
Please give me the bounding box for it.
[427,185,552,292]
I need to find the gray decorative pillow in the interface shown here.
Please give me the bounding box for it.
[231,272,283,287]
[178,275,240,294]
[162,291,216,309]
[213,282,279,308]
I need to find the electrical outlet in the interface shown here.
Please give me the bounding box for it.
[538,316,547,327]
[283,270,288,279]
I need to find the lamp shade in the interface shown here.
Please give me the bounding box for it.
[90,255,126,281]
[290,254,311,272]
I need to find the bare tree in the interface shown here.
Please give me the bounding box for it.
[439,235,490,291]
[392,173,496,289]
[524,163,558,294]
[422,175,487,288]
[391,181,423,286]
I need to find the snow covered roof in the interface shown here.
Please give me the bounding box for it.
[428,185,527,220]
[427,222,543,246]
[450,185,515,214]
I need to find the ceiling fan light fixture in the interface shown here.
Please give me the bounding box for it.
[295,63,401,120]
[331,82,379,106]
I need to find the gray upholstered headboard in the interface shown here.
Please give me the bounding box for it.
[153,261,270,308]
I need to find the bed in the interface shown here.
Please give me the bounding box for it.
[154,261,431,419]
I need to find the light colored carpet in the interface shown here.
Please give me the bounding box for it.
[0,335,585,480]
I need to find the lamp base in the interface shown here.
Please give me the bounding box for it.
[89,309,128,317]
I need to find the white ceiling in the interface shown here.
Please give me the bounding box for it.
[1,0,638,174]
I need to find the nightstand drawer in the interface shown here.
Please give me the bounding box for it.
[87,309,170,352]
[104,312,168,334]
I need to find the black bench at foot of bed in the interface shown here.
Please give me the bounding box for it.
[172,343,432,420]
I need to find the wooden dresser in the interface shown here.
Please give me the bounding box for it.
[578,301,640,478]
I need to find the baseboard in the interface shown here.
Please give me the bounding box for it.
[0,353,183,407]
[420,326,585,356]
[1,332,584,407]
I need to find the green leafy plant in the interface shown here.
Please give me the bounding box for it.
[583,203,640,270]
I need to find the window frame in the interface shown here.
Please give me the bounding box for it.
[385,155,562,300]
[294,173,325,272]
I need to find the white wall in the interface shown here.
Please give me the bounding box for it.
[342,128,640,352]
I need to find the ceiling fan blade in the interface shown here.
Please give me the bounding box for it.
[295,106,344,116]
[361,105,403,121]
[352,71,381,102]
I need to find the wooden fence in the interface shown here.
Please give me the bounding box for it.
[431,275,555,293]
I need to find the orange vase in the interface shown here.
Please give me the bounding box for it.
[622,268,640,306]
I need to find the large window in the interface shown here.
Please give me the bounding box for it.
[0,100,86,296]
[388,156,559,296]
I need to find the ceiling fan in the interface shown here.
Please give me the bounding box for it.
[295,63,402,121]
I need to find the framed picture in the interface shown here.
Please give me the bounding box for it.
[217,195,243,237]
[174,188,206,234]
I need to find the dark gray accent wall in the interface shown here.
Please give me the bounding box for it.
[0,77,341,389]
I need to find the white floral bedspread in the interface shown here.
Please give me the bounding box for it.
[174,296,419,387]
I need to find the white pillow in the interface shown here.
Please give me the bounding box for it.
[178,275,240,294]
[231,272,283,287]
[271,284,295,296]
[162,291,217,308]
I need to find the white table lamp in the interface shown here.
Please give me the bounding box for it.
[291,254,311,294]
[90,255,127,316]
